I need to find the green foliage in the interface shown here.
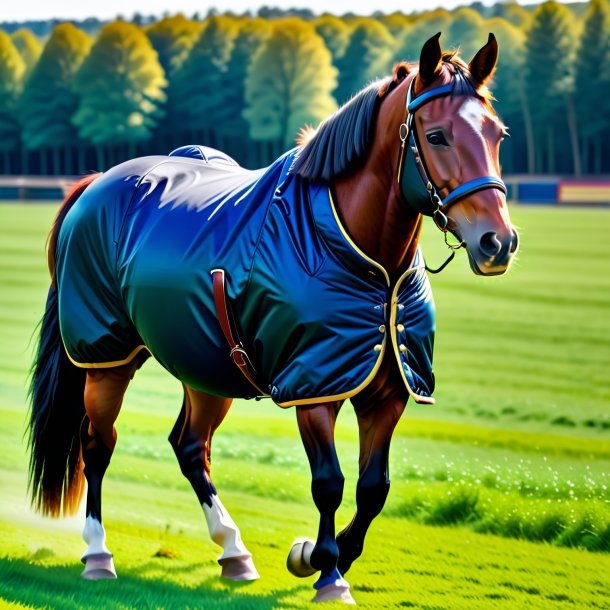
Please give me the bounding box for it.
[313,14,350,67]
[574,0,610,137]
[73,21,166,146]
[169,17,237,133]
[378,11,412,38]
[395,9,451,63]
[486,18,525,118]
[146,14,203,78]
[244,18,337,146]
[335,18,395,103]
[0,29,25,152]
[215,19,270,136]
[20,23,92,149]
[446,7,485,59]
[525,1,576,125]
[11,29,42,76]
[492,1,532,28]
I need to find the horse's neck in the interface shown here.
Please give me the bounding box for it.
[333,150,422,280]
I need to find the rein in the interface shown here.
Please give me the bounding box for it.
[394,67,507,273]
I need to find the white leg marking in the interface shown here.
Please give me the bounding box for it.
[203,495,259,580]
[202,495,250,561]
[81,515,112,561]
[81,516,116,580]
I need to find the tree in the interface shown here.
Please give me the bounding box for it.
[20,23,91,172]
[446,7,485,60]
[395,9,451,63]
[379,12,412,38]
[73,21,166,167]
[524,1,578,173]
[244,18,337,146]
[215,19,270,136]
[11,29,42,77]
[169,17,237,135]
[146,14,203,78]
[0,29,25,163]
[485,18,526,173]
[574,0,610,173]
[313,14,350,69]
[491,2,532,28]
[335,18,395,103]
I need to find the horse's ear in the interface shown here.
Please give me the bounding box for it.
[393,62,409,84]
[469,33,498,86]
[417,32,443,89]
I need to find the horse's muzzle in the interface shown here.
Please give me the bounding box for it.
[466,227,519,276]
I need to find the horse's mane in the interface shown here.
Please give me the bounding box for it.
[290,78,394,183]
[292,52,495,183]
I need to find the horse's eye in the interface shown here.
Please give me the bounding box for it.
[426,131,449,147]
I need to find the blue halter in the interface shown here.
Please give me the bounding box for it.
[396,69,507,232]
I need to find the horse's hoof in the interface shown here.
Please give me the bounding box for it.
[313,581,356,604]
[81,554,117,580]
[287,537,316,577]
[219,555,260,581]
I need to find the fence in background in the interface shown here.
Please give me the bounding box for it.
[504,176,610,206]
[2,173,610,206]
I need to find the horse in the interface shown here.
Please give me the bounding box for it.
[27,33,519,604]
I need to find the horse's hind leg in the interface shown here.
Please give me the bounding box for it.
[169,385,259,581]
[80,362,136,579]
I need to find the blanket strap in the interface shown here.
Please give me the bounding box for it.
[211,269,269,397]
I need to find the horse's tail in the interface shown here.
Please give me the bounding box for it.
[27,173,101,517]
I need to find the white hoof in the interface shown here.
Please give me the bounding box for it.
[81,554,117,580]
[313,580,356,604]
[219,555,260,581]
[287,537,317,577]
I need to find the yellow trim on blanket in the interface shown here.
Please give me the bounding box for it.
[328,188,390,287]
[277,338,387,407]
[389,266,436,405]
[64,344,151,369]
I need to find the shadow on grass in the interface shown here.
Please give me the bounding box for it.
[0,555,305,609]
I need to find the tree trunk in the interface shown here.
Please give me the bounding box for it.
[594,137,602,174]
[41,149,48,175]
[520,91,536,174]
[547,128,555,174]
[78,145,85,173]
[21,148,29,175]
[565,98,581,176]
[52,147,61,175]
[96,145,106,170]
[64,147,72,175]
[582,137,589,174]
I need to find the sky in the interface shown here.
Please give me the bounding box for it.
[0,0,556,22]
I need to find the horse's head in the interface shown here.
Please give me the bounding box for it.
[397,33,519,276]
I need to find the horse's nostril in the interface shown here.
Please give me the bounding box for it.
[510,229,519,254]
[479,231,502,258]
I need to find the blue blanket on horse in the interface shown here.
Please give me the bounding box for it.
[56,146,436,406]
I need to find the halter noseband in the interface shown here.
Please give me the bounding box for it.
[396,68,507,234]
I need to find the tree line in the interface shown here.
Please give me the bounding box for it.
[0,1,609,176]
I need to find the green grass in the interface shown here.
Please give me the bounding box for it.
[0,203,609,608]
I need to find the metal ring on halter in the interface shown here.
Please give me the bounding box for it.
[399,123,409,142]
[444,230,465,250]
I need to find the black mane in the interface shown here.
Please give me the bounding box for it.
[291,78,392,182]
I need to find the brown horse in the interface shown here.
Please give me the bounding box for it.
[28,33,518,604]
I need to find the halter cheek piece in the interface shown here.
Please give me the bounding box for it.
[395,69,507,244]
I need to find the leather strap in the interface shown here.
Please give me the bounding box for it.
[211,269,269,397]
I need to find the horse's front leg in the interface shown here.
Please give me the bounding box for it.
[336,386,407,576]
[293,402,355,603]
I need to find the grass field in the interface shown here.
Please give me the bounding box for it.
[0,202,609,609]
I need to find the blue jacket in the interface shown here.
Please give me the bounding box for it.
[56,146,435,406]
